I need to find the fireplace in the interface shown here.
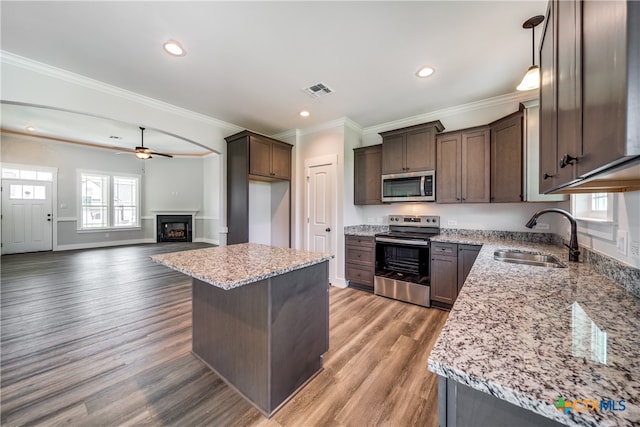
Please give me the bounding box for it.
[157,215,193,242]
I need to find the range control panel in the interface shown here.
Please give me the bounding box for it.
[388,215,440,227]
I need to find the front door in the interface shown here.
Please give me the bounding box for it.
[1,179,53,254]
[305,155,337,284]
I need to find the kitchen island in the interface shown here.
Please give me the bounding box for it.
[427,233,640,427]
[151,243,332,417]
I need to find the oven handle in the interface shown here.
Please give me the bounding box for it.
[375,237,431,247]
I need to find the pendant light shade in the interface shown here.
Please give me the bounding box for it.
[517,65,540,91]
[517,15,544,91]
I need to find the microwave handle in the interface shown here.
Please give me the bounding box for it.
[420,175,426,197]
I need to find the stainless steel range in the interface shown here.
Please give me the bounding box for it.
[374,215,440,308]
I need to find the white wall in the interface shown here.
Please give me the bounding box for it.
[202,154,223,244]
[296,122,346,286]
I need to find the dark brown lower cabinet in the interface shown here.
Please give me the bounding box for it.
[431,242,458,308]
[431,242,481,310]
[457,244,481,293]
[345,235,375,292]
[192,261,329,417]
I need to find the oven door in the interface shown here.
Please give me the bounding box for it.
[374,238,430,307]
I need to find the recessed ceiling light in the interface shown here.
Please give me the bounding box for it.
[163,40,186,57]
[26,126,36,132]
[299,110,310,118]
[416,66,435,78]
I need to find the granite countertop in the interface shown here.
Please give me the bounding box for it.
[344,224,388,237]
[151,243,333,290]
[427,235,640,427]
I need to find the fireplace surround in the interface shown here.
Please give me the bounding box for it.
[157,214,193,242]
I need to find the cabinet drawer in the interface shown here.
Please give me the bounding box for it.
[431,242,457,257]
[345,235,375,248]
[346,245,374,266]
[345,264,374,286]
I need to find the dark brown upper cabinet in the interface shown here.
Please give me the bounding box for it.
[246,133,292,181]
[539,0,640,193]
[380,121,444,175]
[490,109,524,203]
[436,126,490,204]
[354,145,382,205]
[539,1,559,193]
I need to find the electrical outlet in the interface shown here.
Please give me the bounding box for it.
[447,220,457,226]
[376,217,383,223]
[616,230,628,256]
[630,241,640,258]
[367,218,375,223]
[535,222,550,230]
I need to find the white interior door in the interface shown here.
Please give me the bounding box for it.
[305,156,337,284]
[1,179,53,254]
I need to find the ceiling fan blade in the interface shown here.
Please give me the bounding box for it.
[150,151,173,158]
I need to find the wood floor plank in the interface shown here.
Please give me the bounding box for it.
[1,243,448,426]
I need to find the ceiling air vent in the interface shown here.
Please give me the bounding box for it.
[303,82,334,98]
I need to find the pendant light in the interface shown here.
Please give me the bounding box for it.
[517,15,545,91]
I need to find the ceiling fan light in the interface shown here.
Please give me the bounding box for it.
[517,65,540,91]
[135,151,151,160]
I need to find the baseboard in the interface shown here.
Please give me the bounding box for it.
[54,238,155,251]
[331,277,347,289]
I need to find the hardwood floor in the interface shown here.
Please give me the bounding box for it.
[1,243,448,426]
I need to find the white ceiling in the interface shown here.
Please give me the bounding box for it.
[0,1,547,153]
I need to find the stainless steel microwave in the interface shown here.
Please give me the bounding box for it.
[381,171,435,202]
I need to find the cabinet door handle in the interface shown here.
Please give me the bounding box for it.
[325,228,331,232]
[559,154,578,168]
[543,173,554,180]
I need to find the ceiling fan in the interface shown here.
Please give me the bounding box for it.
[134,127,173,159]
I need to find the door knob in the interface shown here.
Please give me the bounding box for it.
[325,228,331,232]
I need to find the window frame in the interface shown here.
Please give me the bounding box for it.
[571,192,614,223]
[77,169,141,231]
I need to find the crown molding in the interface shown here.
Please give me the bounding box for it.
[297,116,363,137]
[270,128,300,142]
[1,50,244,134]
[362,91,538,136]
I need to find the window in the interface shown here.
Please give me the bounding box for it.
[9,184,47,200]
[572,193,613,222]
[2,166,53,182]
[78,171,140,230]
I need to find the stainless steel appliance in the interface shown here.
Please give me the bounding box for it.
[381,171,435,202]
[374,215,440,307]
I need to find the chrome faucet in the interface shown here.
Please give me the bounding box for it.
[525,208,580,262]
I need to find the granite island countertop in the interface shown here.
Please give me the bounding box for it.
[427,235,640,427]
[151,243,333,290]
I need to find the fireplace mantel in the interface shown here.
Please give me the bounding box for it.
[152,210,199,216]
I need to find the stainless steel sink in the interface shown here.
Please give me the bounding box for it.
[493,250,566,268]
